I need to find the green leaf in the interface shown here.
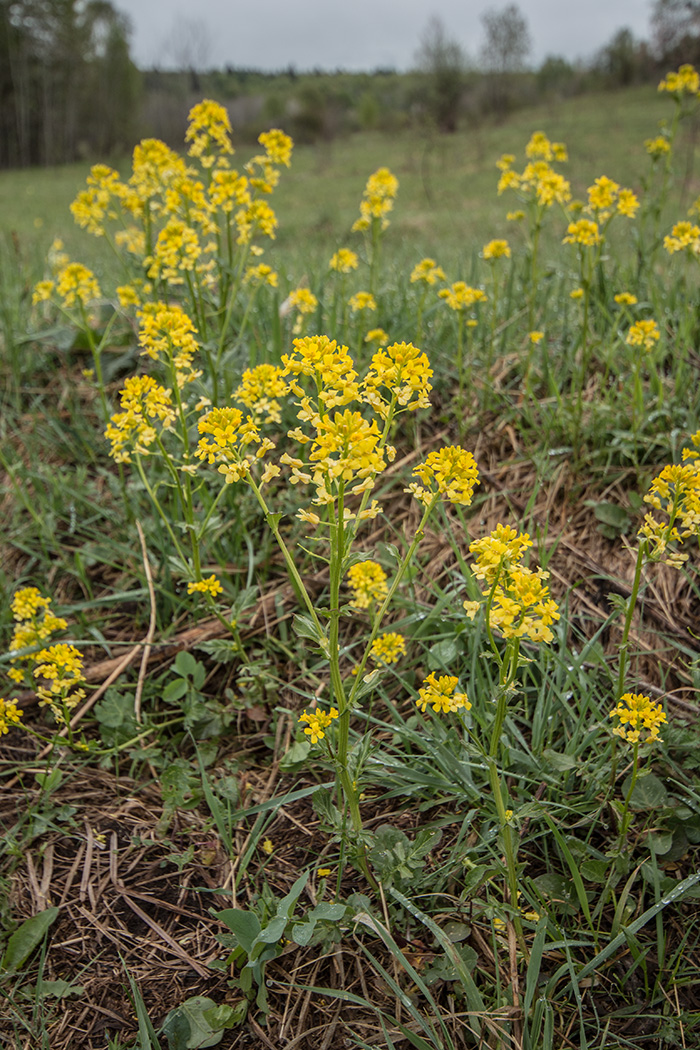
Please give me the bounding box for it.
[308,903,346,922]
[542,748,577,772]
[202,1002,247,1029]
[163,679,188,703]
[625,772,669,810]
[291,613,326,647]
[593,501,631,531]
[279,738,311,771]
[37,978,84,999]
[215,910,261,954]
[427,637,460,668]
[290,921,315,946]
[255,916,287,944]
[162,996,223,1049]
[1,907,60,972]
[94,689,135,728]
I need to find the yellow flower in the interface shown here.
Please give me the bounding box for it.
[32,280,55,304]
[12,587,51,622]
[352,166,399,232]
[370,632,407,665]
[525,131,553,161]
[617,189,639,218]
[347,561,388,609]
[563,219,600,247]
[235,364,288,424]
[195,407,265,483]
[638,437,700,563]
[244,263,278,287]
[365,328,390,345]
[483,239,511,260]
[570,287,584,300]
[410,258,446,285]
[55,263,101,308]
[408,446,480,507]
[626,319,660,351]
[0,698,23,735]
[587,175,619,213]
[614,292,638,306]
[308,410,386,502]
[298,706,339,744]
[529,331,544,344]
[259,128,293,166]
[187,575,224,598]
[610,693,666,744]
[185,99,234,166]
[416,673,470,714]
[282,335,359,411]
[439,282,488,311]
[105,376,176,463]
[330,248,359,273]
[348,291,377,313]
[317,868,332,877]
[363,340,433,417]
[506,210,525,221]
[664,220,700,254]
[659,64,700,95]
[34,643,86,713]
[288,288,318,315]
[469,523,532,584]
[261,838,274,855]
[645,135,671,158]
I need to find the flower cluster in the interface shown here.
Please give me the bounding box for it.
[638,435,700,564]
[352,167,399,232]
[348,291,377,314]
[105,376,176,463]
[138,302,201,387]
[370,632,406,665]
[34,643,86,722]
[483,239,511,260]
[497,133,571,208]
[347,561,388,610]
[610,693,667,744]
[464,525,560,644]
[363,341,433,418]
[195,407,270,484]
[407,446,480,508]
[235,364,288,424]
[664,220,700,255]
[658,64,700,96]
[586,176,639,221]
[7,587,68,685]
[298,706,339,744]
[563,219,601,247]
[410,258,445,285]
[187,575,224,598]
[0,697,23,735]
[329,248,359,273]
[439,282,488,312]
[626,319,660,351]
[416,673,470,715]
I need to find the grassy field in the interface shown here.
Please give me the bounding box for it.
[1,80,700,1050]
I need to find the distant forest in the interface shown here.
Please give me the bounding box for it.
[2,0,700,169]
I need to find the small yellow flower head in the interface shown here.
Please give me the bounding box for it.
[552,142,568,162]
[329,248,359,273]
[483,239,511,261]
[563,219,600,247]
[282,334,359,409]
[496,153,515,171]
[664,220,700,255]
[615,292,638,306]
[288,288,318,315]
[529,331,544,344]
[348,291,377,313]
[235,199,278,244]
[309,409,386,500]
[645,135,671,158]
[370,632,407,665]
[365,327,390,345]
[659,64,700,95]
[147,218,202,285]
[259,128,293,166]
[439,282,488,312]
[261,837,274,855]
[352,166,399,232]
[364,340,433,417]
[186,99,234,166]
[298,706,339,744]
[626,319,660,351]
[410,258,446,285]
[570,287,584,300]
[56,263,101,308]
[105,375,176,463]
[526,131,553,161]
[0,698,23,735]
[117,284,140,308]
[244,263,278,287]
[34,642,85,709]
[617,189,639,218]
[235,363,288,425]
[347,560,388,610]
[610,693,667,744]
[639,439,700,562]
[317,868,332,878]
[416,673,470,715]
[587,175,619,213]
[32,280,55,305]
[506,210,525,221]
[187,575,224,598]
[408,446,479,507]
[12,587,51,622]
[138,301,200,386]
[469,524,533,584]
[195,407,264,483]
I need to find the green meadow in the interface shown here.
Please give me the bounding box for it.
[1,78,700,1050]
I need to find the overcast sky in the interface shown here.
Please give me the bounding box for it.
[113,0,654,72]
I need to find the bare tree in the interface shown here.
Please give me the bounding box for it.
[480,4,531,113]
[415,15,466,133]
[163,15,212,72]
[651,0,700,63]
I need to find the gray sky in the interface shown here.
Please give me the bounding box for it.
[114,1,654,72]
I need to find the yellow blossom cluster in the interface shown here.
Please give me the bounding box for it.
[138,301,201,386]
[497,133,571,208]
[329,248,359,273]
[35,262,102,310]
[464,525,560,644]
[0,697,23,735]
[407,446,479,508]
[610,693,667,744]
[626,319,660,351]
[352,167,399,232]
[244,262,278,287]
[363,340,433,418]
[298,706,339,744]
[586,176,639,220]
[645,135,671,158]
[410,258,446,285]
[195,407,270,484]
[664,220,700,255]
[370,632,406,665]
[563,219,601,247]
[614,292,638,306]
[483,239,511,260]
[185,99,234,167]
[638,433,700,564]
[105,375,176,463]
[659,64,700,95]
[439,282,488,312]
[348,291,377,313]
[235,364,288,424]
[416,673,470,715]
[347,561,388,610]
[187,575,224,597]
[34,643,86,721]
[7,587,68,685]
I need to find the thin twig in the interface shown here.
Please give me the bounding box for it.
[134,520,157,724]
